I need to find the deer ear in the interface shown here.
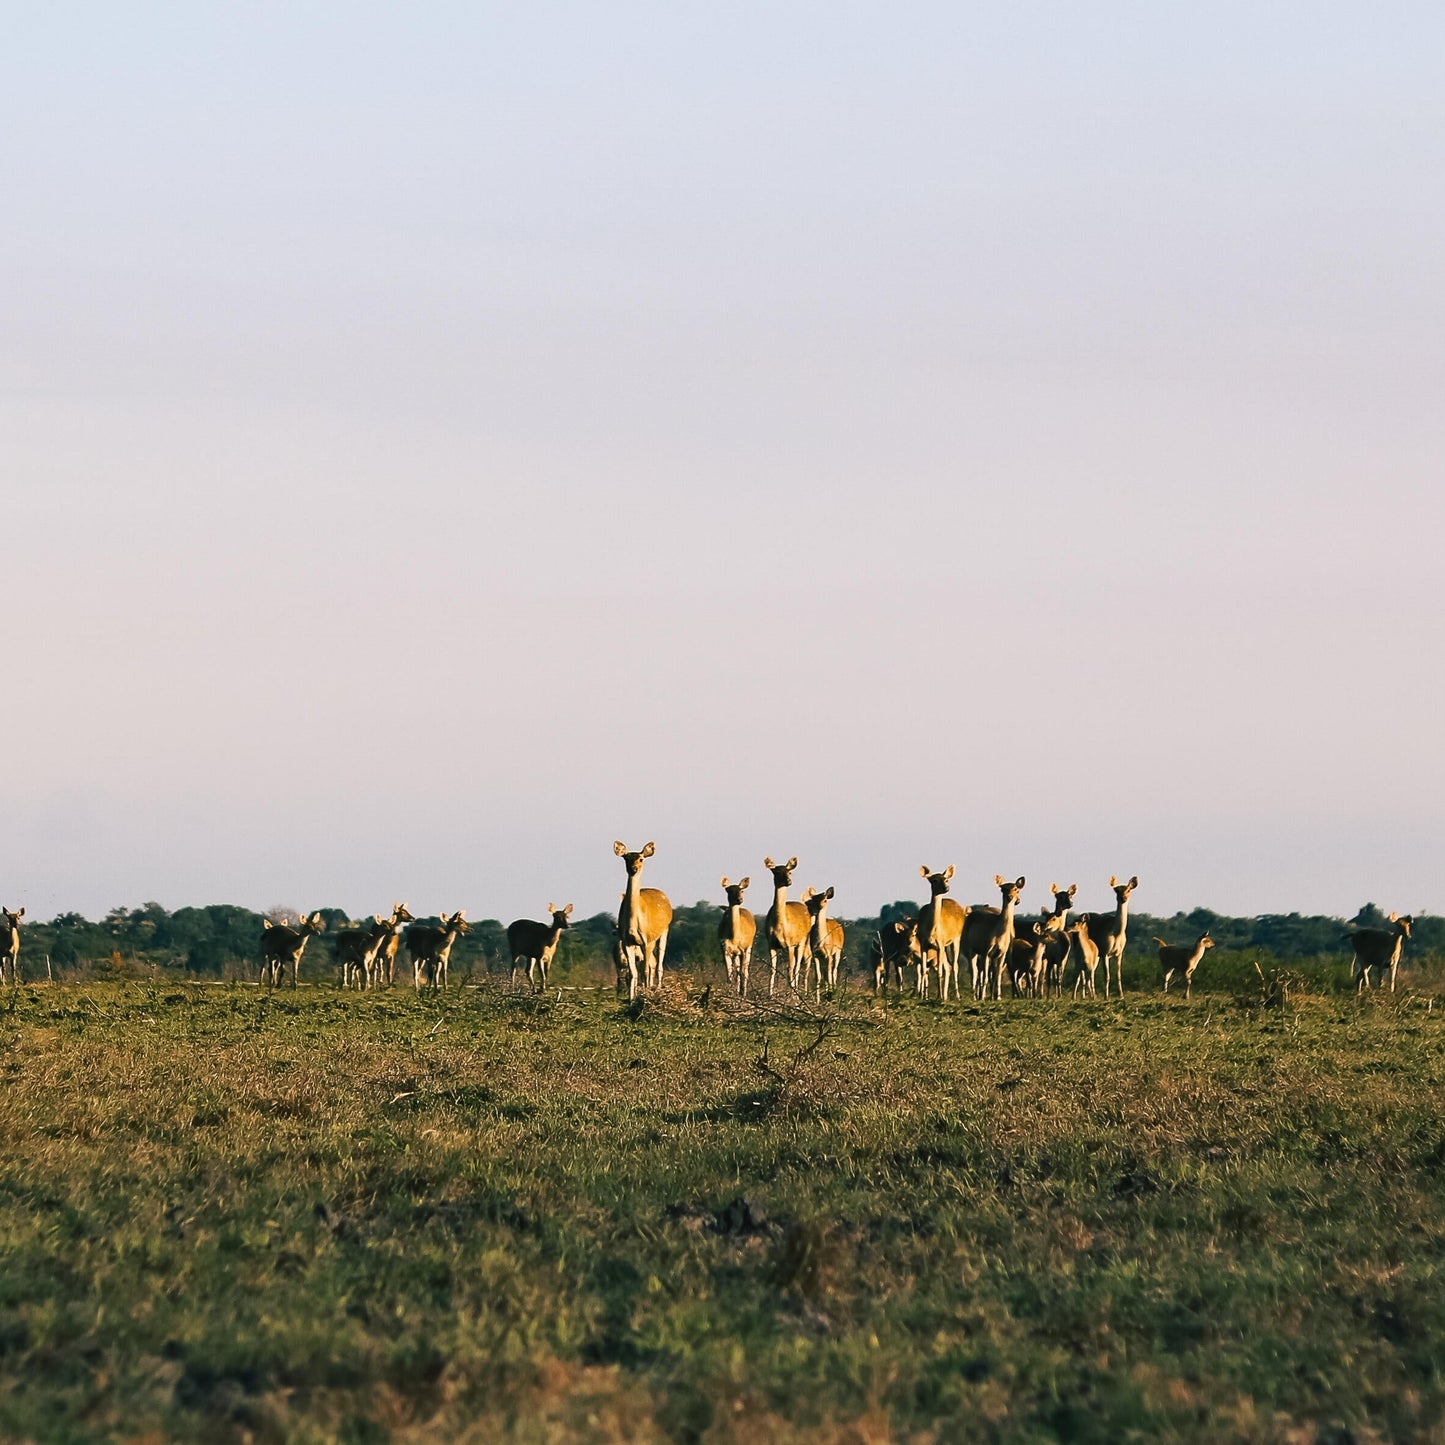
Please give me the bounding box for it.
[1051,882,1059,895]
[802,886,815,900]
[614,841,626,856]
[642,841,655,858]
[1068,884,1078,898]
[826,886,835,900]
[547,902,555,914]
[1109,875,1118,887]
[764,856,775,869]
[1389,910,1398,921]
[994,874,1006,886]
[943,865,954,882]
[1016,876,1026,889]
[563,903,573,916]
[739,877,749,890]
[720,876,729,890]
[1129,876,1139,889]
[16,908,24,919]
[787,856,798,870]
[920,864,930,878]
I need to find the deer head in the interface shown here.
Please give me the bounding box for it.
[763,856,799,887]
[721,877,751,906]
[920,865,955,896]
[614,841,656,876]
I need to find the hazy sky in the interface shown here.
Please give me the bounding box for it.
[4,3,1443,923]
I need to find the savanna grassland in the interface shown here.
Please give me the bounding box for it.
[2,972,1444,1444]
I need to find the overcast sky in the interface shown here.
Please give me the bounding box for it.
[4,3,1442,923]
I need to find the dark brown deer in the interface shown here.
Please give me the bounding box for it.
[407,910,470,991]
[260,912,324,988]
[508,903,573,992]
[1349,914,1413,993]
[614,841,673,1000]
[719,877,757,996]
[870,917,921,996]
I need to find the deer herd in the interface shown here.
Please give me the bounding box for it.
[0,851,1419,1000]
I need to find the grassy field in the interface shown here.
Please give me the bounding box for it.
[2,969,1443,1443]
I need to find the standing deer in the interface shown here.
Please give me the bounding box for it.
[507,903,573,992]
[718,877,757,996]
[1348,914,1413,993]
[614,841,673,1000]
[1,907,24,985]
[1157,932,1214,999]
[1067,915,1100,998]
[917,865,968,1001]
[373,902,415,987]
[959,875,1026,1000]
[1022,884,1078,997]
[334,913,387,990]
[803,886,845,997]
[870,918,921,996]
[407,910,470,990]
[1079,875,1138,998]
[260,912,324,988]
[1006,928,1050,997]
[763,856,811,995]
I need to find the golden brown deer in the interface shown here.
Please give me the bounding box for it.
[917,865,968,1001]
[614,841,673,1000]
[508,903,573,992]
[719,877,757,996]
[1067,915,1100,998]
[763,855,812,995]
[374,902,415,987]
[1079,875,1138,998]
[406,910,470,990]
[0,907,24,985]
[260,912,324,988]
[870,917,921,996]
[1349,913,1413,993]
[1156,931,1214,998]
[959,875,1026,999]
[803,886,845,997]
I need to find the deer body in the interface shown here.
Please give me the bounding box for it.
[373,902,415,987]
[763,856,811,995]
[1007,929,1049,997]
[1156,932,1214,999]
[718,877,757,996]
[407,910,470,990]
[1018,884,1077,997]
[0,907,24,985]
[959,876,1025,1000]
[803,886,845,997]
[508,904,573,992]
[1067,916,1100,998]
[917,866,968,1001]
[870,918,920,995]
[1079,875,1138,998]
[334,914,387,990]
[1349,914,1413,992]
[614,841,673,999]
[260,912,324,988]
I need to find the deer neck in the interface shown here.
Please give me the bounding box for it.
[728,902,743,938]
[811,904,829,946]
[1115,894,1130,936]
[1000,891,1017,931]
[771,881,788,922]
[622,872,644,935]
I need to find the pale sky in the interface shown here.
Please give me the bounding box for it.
[4,3,1443,923]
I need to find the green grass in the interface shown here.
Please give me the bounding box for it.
[1,975,1443,1443]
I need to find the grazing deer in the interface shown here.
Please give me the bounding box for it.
[959,875,1026,1000]
[614,841,673,1000]
[1157,932,1214,999]
[1348,913,1413,993]
[1067,915,1100,998]
[373,902,415,986]
[802,886,845,997]
[334,913,387,990]
[0,907,24,985]
[260,912,324,988]
[718,877,757,996]
[507,903,573,992]
[407,910,470,990]
[917,866,969,1001]
[1079,875,1138,998]
[870,918,921,996]
[763,856,812,995]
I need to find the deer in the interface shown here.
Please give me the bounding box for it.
[917,865,969,1001]
[260,912,324,988]
[334,913,387,989]
[718,877,757,996]
[1348,913,1413,993]
[1078,875,1138,998]
[371,902,415,986]
[802,886,845,997]
[1006,927,1050,997]
[614,841,673,1000]
[1,907,24,985]
[1157,932,1214,999]
[1066,915,1100,998]
[870,917,921,996]
[763,856,812,995]
[959,875,1026,1000]
[407,910,470,990]
[1018,883,1078,997]
[507,903,573,992]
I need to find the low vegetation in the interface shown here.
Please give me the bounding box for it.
[2,971,1444,1442]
